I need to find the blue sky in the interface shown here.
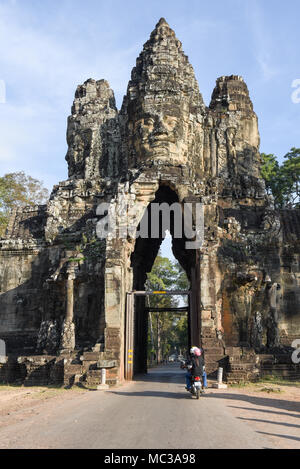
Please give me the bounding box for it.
[0,0,299,196]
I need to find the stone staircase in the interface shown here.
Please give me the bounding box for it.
[225,347,260,384]
[223,349,300,384]
[259,354,300,382]
[62,360,84,386]
[0,346,119,387]
[58,350,119,387]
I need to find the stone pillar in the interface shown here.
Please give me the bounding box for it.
[66,275,74,322]
[60,266,76,352]
[266,283,280,349]
[200,252,217,330]
[104,262,124,382]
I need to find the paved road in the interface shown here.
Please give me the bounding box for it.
[0,365,277,449]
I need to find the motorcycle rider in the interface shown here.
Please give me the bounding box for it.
[183,346,204,391]
[200,347,208,391]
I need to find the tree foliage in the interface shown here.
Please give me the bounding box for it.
[146,253,190,363]
[261,148,300,208]
[146,255,179,309]
[0,171,49,236]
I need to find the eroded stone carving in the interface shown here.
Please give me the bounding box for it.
[0,18,299,384]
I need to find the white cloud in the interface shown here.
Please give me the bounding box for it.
[0,0,298,193]
[245,1,280,82]
[0,1,141,189]
[0,2,141,103]
[257,54,279,82]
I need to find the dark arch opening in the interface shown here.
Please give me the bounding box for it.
[130,185,197,375]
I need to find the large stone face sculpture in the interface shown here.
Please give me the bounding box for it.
[121,18,205,171]
[0,18,299,384]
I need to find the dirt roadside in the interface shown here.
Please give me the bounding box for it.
[0,381,299,449]
[206,381,300,449]
[0,385,89,429]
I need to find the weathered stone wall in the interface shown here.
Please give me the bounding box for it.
[66,79,120,180]
[0,18,299,384]
[216,205,300,350]
[0,245,50,353]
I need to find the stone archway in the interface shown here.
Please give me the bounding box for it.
[102,176,207,382]
[124,290,190,380]
[125,184,200,377]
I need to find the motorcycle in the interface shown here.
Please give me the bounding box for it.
[189,375,203,399]
[180,360,203,399]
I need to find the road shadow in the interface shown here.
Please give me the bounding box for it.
[228,406,300,420]
[134,374,185,385]
[133,365,187,385]
[205,392,300,414]
[111,366,205,399]
[257,431,300,443]
[237,416,300,429]
[110,390,196,400]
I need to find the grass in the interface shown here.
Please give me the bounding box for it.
[27,386,88,400]
[259,386,283,394]
[0,383,87,396]
[228,381,256,389]
[258,374,300,387]
[25,388,67,400]
[229,374,300,388]
[0,384,25,391]
[229,381,284,393]
[228,375,300,394]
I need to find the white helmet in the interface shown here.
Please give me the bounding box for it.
[190,346,201,356]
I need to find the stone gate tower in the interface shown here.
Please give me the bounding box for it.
[0,19,299,386]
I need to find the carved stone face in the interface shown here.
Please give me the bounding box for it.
[130,106,189,165]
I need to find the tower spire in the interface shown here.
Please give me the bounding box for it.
[156,17,169,27]
[123,18,205,112]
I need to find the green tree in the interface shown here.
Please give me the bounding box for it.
[0,171,49,236]
[175,263,190,306]
[146,253,189,364]
[261,148,300,208]
[261,153,280,195]
[281,148,300,207]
